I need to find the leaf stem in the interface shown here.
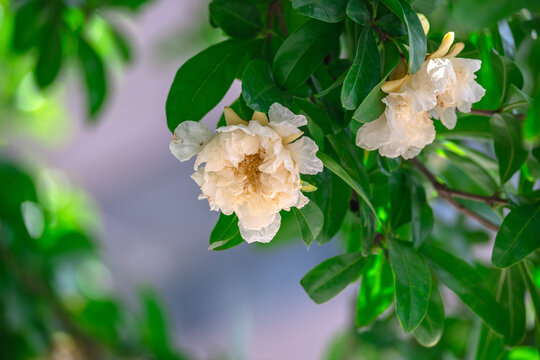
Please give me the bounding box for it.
[469,108,525,120]
[409,158,505,231]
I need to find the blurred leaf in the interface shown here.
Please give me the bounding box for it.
[346,0,371,25]
[110,26,132,62]
[209,0,262,38]
[318,152,377,217]
[301,252,367,304]
[356,251,394,327]
[410,180,433,249]
[293,200,324,246]
[491,114,527,183]
[353,40,400,123]
[525,90,540,144]
[413,283,444,347]
[422,244,507,335]
[388,238,431,333]
[341,27,380,110]
[12,0,43,53]
[242,59,292,112]
[491,50,524,107]
[292,0,349,23]
[499,266,526,345]
[34,24,63,89]
[498,20,516,59]
[78,36,107,119]
[165,39,249,132]
[380,0,426,73]
[435,115,492,139]
[410,0,441,14]
[476,324,505,360]
[492,201,540,268]
[273,19,342,90]
[209,213,244,251]
[389,171,412,230]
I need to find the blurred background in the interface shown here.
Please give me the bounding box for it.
[1,0,351,358]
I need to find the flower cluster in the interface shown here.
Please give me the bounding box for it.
[356,32,486,159]
[169,103,323,244]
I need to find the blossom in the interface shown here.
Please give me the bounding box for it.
[356,31,485,159]
[170,103,323,244]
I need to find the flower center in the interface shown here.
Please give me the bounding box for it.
[237,153,263,190]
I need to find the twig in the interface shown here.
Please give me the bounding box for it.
[410,159,502,231]
[274,0,288,36]
[469,108,525,120]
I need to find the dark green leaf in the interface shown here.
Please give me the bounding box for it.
[273,19,342,90]
[380,0,426,73]
[422,244,507,334]
[166,39,249,132]
[34,24,63,89]
[318,152,377,217]
[491,49,524,107]
[293,200,324,246]
[301,252,367,304]
[346,0,371,25]
[410,180,433,248]
[413,283,444,347]
[242,59,293,112]
[525,90,540,143]
[491,114,527,183]
[389,172,412,230]
[353,40,400,123]
[475,324,505,360]
[209,213,244,251]
[341,27,381,110]
[356,251,394,327]
[309,169,350,244]
[292,0,349,23]
[492,201,540,268]
[388,238,431,333]
[411,0,441,14]
[12,0,43,53]
[498,266,526,345]
[209,0,262,38]
[78,36,107,118]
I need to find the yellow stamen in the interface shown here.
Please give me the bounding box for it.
[430,32,455,59]
[252,111,269,126]
[283,131,303,144]
[444,42,465,59]
[418,14,430,35]
[381,75,411,93]
[224,107,248,126]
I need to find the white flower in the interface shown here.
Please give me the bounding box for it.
[356,32,485,159]
[170,103,323,244]
[356,93,435,159]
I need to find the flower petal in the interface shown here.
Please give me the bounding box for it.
[287,137,323,175]
[239,212,281,243]
[268,102,307,127]
[170,121,215,162]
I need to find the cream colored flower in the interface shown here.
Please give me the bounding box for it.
[170,103,323,244]
[357,32,485,159]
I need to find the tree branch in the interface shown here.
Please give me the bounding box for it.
[409,159,503,231]
[469,108,525,120]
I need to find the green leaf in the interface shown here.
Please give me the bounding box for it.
[209,213,244,251]
[78,36,107,118]
[346,0,371,25]
[353,40,400,123]
[492,201,540,268]
[34,24,63,89]
[389,172,412,230]
[166,39,249,132]
[520,262,540,322]
[525,90,540,143]
[411,0,442,14]
[388,238,431,333]
[301,252,367,304]
[380,0,426,73]
[410,180,433,249]
[491,49,524,107]
[491,113,527,183]
[292,0,349,23]
[498,19,516,59]
[475,324,505,360]
[413,283,444,347]
[12,0,43,53]
[341,27,381,110]
[498,266,526,345]
[318,152,377,217]
[209,0,262,38]
[422,244,508,334]
[356,251,395,327]
[273,19,342,90]
[242,59,293,112]
[309,169,350,244]
[293,200,324,246]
